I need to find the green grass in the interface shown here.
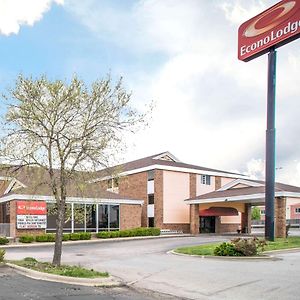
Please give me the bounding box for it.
[264,237,300,251]
[175,237,300,256]
[175,243,221,256]
[10,257,108,278]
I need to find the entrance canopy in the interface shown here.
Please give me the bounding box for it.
[199,207,238,217]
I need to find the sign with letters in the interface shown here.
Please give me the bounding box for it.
[16,201,47,229]
[238,0,300,61]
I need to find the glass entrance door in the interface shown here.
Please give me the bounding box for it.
[200,216,216,233]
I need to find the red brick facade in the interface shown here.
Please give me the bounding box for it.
[120,204,142,230]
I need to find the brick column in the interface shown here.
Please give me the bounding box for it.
[275,197,286,238]
[154,170,164,229]
[215,176,222,190]
[190,203,200,235]
[189,174,196,198]
[241,203,251,233]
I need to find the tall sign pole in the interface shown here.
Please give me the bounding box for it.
[265,47,277,241]
[238,0,300,240]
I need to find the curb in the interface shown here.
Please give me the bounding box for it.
[167,250,281,261]
[0,234,192,249]
[6,263,123,287]
[263,247,300,254]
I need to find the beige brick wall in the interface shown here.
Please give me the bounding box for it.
[118,172,148,227]
[154,169,163,228]
[275,197,286,238]
[120,204,142,230]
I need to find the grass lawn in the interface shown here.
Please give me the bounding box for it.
[175,237,300,256]
[10,257,109,278]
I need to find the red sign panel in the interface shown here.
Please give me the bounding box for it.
[238,0,300,61]
[16,201,47,215]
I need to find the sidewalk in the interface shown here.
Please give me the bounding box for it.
[0,234,192,249]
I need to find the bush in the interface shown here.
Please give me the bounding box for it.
[62,234,70,241]
[79,232,91,240]
[231,237,267,256]
[35,234,55,242]
[0,249,5,262]
[214,242,242,256]
[0,236,9,245]
[19,235,34,243]
[24,257,38,263]
[96,227,160,239]
[69,233,81,241]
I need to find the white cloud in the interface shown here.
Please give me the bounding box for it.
[0,0,63,36]
[64,0,300,184]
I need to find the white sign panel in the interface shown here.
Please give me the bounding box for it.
[17,215,47,229]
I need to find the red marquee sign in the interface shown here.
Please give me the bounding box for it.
[16,201,47,215]
[238,0,300,61]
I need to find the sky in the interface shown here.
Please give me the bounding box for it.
[0,0,299,184]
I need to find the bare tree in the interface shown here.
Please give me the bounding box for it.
[0,74,149,266]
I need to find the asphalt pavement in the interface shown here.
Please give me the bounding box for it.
[4,235,300,300]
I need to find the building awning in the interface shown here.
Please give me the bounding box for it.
[199,207,239,217]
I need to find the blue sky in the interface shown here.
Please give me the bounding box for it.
[0,0,300,184]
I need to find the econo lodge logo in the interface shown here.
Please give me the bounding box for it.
[238,0,300,61]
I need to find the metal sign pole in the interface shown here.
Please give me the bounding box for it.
[265,47,277,241]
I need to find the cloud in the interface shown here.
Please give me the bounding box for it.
[0,0,64,36]
[64,0,300,184]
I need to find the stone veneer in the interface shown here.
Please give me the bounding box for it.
[275,197,286,238]
[120,204,142,230]
[154,169,163,228]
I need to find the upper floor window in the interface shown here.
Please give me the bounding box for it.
[201,175,211,185]
[107,178,119,189]
[148,194,154,205]
[260,210,265,215]
[295,208,300,213]
[148,170,154,181]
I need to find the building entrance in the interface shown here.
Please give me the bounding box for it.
[200,216,216,233]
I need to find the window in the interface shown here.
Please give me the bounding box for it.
[148,194,154,205]
[260,210,265,215]
[107,178,119,190]
[148,170,154,181]
[201,175,211,185]
[148,217,154,227]
[295,208,300,213]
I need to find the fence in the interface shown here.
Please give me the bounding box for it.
[252,219,300,228]
[0,223,12,237]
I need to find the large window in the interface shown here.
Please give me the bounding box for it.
[98,205,109,229]
[295,208,300,214]
[74,204,85,232]
[110,205,119,229]
[86,204,96,232]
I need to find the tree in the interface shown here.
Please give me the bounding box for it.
[251,206,261,221]
[0,75,149,266]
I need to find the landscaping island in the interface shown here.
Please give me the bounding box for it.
[175,237,300,257]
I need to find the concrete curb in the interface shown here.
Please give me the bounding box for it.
[263,247,300,254]
[167,250,281,261]
[6,262,123,287]
[0,234,192,249]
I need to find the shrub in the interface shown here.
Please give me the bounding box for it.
[35,234,55,243]
[19,235,34,243]
[0,249,5,262]
[79,232,91,240]
[69,233,81,241]
[214,242,242,256]
[24,257,38,263]
[0,236,9,245]
[62,234,70,241]
[231,237,267,256]
[96,227,160,239]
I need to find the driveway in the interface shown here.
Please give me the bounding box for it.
[4,235,300,300]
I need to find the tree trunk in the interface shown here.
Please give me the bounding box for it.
[52,202,65,266]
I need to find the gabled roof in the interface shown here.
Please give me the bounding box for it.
[92,151,246,181]
[185,179,300,205]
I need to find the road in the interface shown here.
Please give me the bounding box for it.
[4,235,300,299]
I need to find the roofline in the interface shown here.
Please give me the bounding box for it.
[185,191,300,205]
[217,178,264,191]
[91,164,248,183]
[0,194,144,205]
[152,151,181,162]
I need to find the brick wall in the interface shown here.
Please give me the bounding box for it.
[154,169,163,228]
[118,172,148,227]
[215,177,222,190]
[120,204,142,230]
[275,197,286,238]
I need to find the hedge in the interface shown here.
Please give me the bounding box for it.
[19,232,92,243]
[0,236,9,245]
[96,227,160,239]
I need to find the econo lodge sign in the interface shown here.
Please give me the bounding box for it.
[238,0,300,61]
